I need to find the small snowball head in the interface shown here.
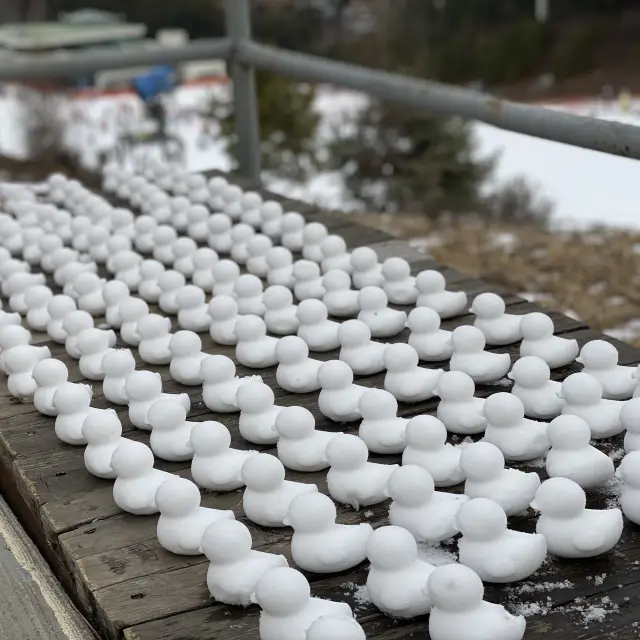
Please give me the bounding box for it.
[102,280,130,305]
[274,406,315,439]
[520,312,554,340]
[302,221,327,244]
[73,271,101,295]
[147,399,187,430]
[416,270,445,293]
[325,433,368,469]
[202,519,252,563]
[547,414,591,449]
[0,324,31,348]
[358,286,387,311]
[101,349,135,377]
[296,298,328,325]
[125,370,162,401]
[293,259,320,281]
[620,397,640,432]
[119,297,149,322]
[158,270,186,292]
[405,415,447,450]
[359,388,398,419]
[208,213,231,233]
[155,477,201,517]
[282,212,305,233]
[559,372,603,404]
[263,285,293,311]
[24,284,52,308]
[350,246,378,271]
[451,325,485,353]
[531,477,586,516]
[236,380,274,413]
[208,295,238,321]
[212,259,240,282]
[201,354,236,382]
[427,563,484,612]
[434,370,475,400]
[320,234,347,258]
[247,234,272,257]
[266,246,293,269]
[175,285,204,309]
[47,294,76,318]
[276,335,308,365]
[323,269,351,291]
[317,360,353,390]
[62,310,94,336]
[169,330,202,356]
[383,343,419,372]
[337,319,371,347]
[469,292,505,318]
[172,236,196,258]
[578,339,618,369]
[286,492,336,532]
[82,409,121,444]
[507,355,550,387]
[456,497,507,541]
[76,328,109,354]
[241,453,285,490]
[52,382,92,413]
[137,314,171,339]
[234,314,267,341]
[366,525,417,570]
[140,259,165,279]
[192,247,218,269]
[459,441,505,481]
[242,191,263,209]
[381,256,410,281]
[32,358,68,387]
[234,273,263,298]
[252,567,310,615]
[387,464,434,506]
[617,451,640,486]
[482,392,524,426]
[306,616,366,640]
[261,200,283,221]
[154,225,177,245]
[407,306,441,332]
[230,222,254,243]
[189,420,231,455]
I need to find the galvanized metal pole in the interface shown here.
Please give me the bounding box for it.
[224,0,261,182]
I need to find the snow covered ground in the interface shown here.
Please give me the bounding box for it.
[2,81,640,229]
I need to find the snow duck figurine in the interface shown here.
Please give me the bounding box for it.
[300,221,327,263]
[531,477,623,558]
[102,280,130,329]
[296,299,340,352]
[322,269,359,317]
[4,344,46,401]
[402,414,466,486]
[260,200,284,238]
[237,380,283,445]
[381,257,417,305]
[615,451,640,525]
[138,259,165,303]
[559,372,624,439]
[519,312,579,369]
[63,310,95,360]
[241,453,318,527]
[275,336,322,394]
[137,313,173,365]
[384,343,443,403]
[293,259,326,301]
[111,440,175,515]
[252,567,353,640]
[208,295,239,346]
[545,415,614,489]
[169,330,207,385]
[350,246,384,289]
[263,285,299,336]
[190,421,258,491]
[576,339,637,400]
[326,434,397,509]
[201,354,261,413]
[318,360,367,423]
[449,325,511,384]
[507,356,563,420]
[416,270,467,319]
[286,492,373,573]
[460,441,540,516]
[246,234,273,278]
[266,246,295,289]
[357,286,407,338]
[306,616,366,640]
[0,325,36,375]
[202,519,288,606]
[73,272,107,316]
[191,247,219,293]
[52,382,98,445]
[387,465,467,542]
[155,477,234,555]
[407,307,453,362]
[172,237,198,278]
[235,315,279,369]
[24,285,53,332]
[76,327,114,381]
[482,393,549,462]
[119,297,150,347]
[469,293,522,346]
[456,498,546,583]
[46,295,77,344]
[157,269,187,315]
[434,370,487,435]
[338,319,387,375]
[32,358,69,416]
[230,222,256,265]
[621,398,640,453]
[357,388,407,454]
[426,563,526,640]
[320,234,351,274]
[176,285,210,333]
[82,410,128,480]
[148,399,196,462]
[366,525,435,618]
[233,274,265,319]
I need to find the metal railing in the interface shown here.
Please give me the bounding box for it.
[1,0,640,182]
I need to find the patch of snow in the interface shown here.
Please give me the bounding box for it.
[416,541,458,566]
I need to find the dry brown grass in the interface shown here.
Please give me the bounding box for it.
[350,212,640,345]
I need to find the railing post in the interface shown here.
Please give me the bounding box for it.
[224,0,261,182]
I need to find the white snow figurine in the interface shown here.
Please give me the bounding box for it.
[383,343,443,403]
[169,330,207,386]
[426,563,526,640]
[434,370,487,435]
[208,295,239,346]
[82,410,128,480]
[519,312,578,369]
[415,270,467,319]
[366,525,435,618]
[337,319,387,376]
[275,335,322,394]
[201,355,261,414]
[32,358,69,416]
[286,492,372,573]
[621,398,640,453]
[263,285,299,336]
[155,477,234,555]
[381,257,417,305]
[147,399,196,462]
[237,381,282,445]
[576,339,637,400]
[449,325,511,384]
[175,286,211,333]
[137,314,173,365]
[387,464,467,542]
[456,498,546,583]
[267,246,296,289]
[616,451,640,525]
[317,360,367,423]
[469,293,522,346]
[507,355,563,420]
[52,382,101,445]
[357,286,407,338]
[531,477,623,558]
[407,306,453,362]
[235,315,279,369]
[357,388,407,454]
[296,298,340,352]
[323,269,359,317]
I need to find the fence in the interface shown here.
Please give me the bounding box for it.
[1,0,640,182]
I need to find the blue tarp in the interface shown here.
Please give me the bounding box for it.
[131,65,177,101]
